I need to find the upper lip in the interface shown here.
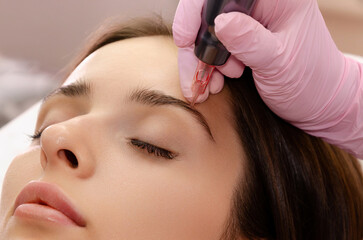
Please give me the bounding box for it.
[13,181,86,227]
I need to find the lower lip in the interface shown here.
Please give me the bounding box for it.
[14,203,77,226]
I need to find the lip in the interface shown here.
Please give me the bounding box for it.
[13,181,86,227]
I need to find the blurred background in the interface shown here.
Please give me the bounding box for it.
[0,0,362,127]
[0,0,179,127]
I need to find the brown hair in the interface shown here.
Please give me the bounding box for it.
[65,16,363,240]
[224,70,363,239]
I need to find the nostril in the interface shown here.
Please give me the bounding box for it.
[62,149,79,168]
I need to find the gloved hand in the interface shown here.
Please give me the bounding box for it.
[173,0,363,158]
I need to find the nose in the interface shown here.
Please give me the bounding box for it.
[39,122,95,178]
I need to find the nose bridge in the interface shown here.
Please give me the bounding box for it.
[40,117,95,178]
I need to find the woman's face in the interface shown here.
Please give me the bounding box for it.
[0,36,244,240]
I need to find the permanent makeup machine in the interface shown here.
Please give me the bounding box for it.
[191,0,257,105]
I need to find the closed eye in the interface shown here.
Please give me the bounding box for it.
[129,139,178,160]
[29,128,44,141]
[29,129,178,160]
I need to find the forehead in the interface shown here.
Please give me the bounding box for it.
[62,35,239,146]
[65,36,182,99]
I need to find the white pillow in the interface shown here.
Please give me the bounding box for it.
[0,103,41,191]
[1,55,363,192]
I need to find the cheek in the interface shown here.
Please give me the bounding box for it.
[0,147,42,223]
[84,155,233,240]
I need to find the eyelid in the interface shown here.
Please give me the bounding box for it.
[36,95,89,131]
[29,127,46,142]
[33,97,88,141]
[129,138,178,160]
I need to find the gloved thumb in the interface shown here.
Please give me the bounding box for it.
[215,12,282,75]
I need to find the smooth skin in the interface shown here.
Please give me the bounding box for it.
[0,36,244,240]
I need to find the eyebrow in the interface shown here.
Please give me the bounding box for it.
[42,81,215,141]
[43,80,91,102]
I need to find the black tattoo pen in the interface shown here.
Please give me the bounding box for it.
[191,0,257,105]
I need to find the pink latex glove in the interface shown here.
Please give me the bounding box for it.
[173,0,363,158]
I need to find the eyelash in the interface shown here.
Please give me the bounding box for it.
[29,130,176,160]
[29,129,44,140]
[130,139,177,160]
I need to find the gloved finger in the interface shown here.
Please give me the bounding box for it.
[178,47,223,103]
[173,0,205,48]
[250,0,285,27]
[193,69,225,103]
[208,70,224,94]
[178,47,200,101]
[215,12,282,74]
[193,85,210,104]
[216,55,245,79]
